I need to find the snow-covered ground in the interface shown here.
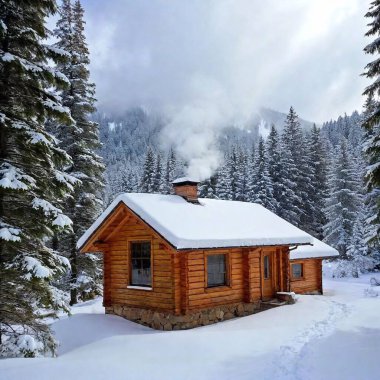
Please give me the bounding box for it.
[2,274,380,380]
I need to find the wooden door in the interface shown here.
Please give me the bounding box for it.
[261,250,277,300]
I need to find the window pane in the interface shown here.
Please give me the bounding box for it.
[292,263,303,279]
[264,255,270,279]
[131,242,151,286]
[207,254,226,287]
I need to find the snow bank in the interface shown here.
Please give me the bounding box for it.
[77,193,313,250]
[2,276,380,380]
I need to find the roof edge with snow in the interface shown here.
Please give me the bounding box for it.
[77,193,315,251]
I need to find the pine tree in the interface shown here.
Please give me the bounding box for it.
[362,96,380,249]
[249,137,277,212]
[360,95,380,267]
[153,152,164,193]
[324,139,362,257]
[164,148,177,194]
[307,125,328,238]
[199,176,217,198]
[120,168,138,193]
[53,0,104,305]
[0,0,77,357]
[362,0,380,243]
[227,147,240,200]
[335,206,376,278]
[215,155,233,200]
[235,148,249,202]
[282,107,315,232]
[266,125,285,215]
[140,147,156,193]
[279,108,303,225]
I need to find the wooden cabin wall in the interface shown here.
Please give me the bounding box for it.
[290,258,323,294]
[181,247,281,312]
[107,216,175,311]
[184,248,245,311]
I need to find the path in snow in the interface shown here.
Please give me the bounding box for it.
[271,298,351,380]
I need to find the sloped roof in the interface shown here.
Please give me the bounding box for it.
[77,193,314,250]
[290,236,339,260]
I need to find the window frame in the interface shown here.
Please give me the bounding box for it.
[263,254,271,279]
[205,251,231,290]
[291,262,304,280]
[128,240,153,289]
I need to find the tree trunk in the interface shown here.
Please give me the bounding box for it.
[69,233,78,306]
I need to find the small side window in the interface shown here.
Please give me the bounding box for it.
[292,263,303,279]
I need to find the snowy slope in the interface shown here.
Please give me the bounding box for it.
[2,273,380,380]
[77,193,313,250]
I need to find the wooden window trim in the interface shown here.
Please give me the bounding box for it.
[263,254,271,279]
[290,262,304,281]
[204,251,231,290]
[128,238,154,290]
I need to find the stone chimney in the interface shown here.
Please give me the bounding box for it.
[172,177,199,203]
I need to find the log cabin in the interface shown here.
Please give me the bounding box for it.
[77,178,338,330]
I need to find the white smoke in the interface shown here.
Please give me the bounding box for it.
[160,75,252,181]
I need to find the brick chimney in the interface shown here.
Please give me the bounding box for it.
[172,177,199,203]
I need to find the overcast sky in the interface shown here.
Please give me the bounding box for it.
[75,0,371,124]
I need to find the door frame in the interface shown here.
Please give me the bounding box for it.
[260,249,278,300]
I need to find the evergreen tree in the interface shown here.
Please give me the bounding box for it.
[165,148,177,194]
[235,148,249,202]
[362,0,380,242]
[140,147,156,193]
[0,0,76,357]
[53,0,104,305]
[228,147,240,200]
[360,96,380,266]
[249,137,277,212]
[266,124,285,215]
[215,155,233,200]
[335,206,376,277]
[199,176,217,199]
[279,108,303,225]
[362,95,380,247]
[282,107,315,231]
[324,139,361,257]
[153,152,164,193]
[307,125,328,238]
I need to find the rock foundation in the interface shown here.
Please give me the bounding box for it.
[106,301,261,330]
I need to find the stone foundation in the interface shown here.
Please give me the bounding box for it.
[106,301,261,330]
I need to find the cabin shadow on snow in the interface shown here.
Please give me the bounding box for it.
[53,313,155,355]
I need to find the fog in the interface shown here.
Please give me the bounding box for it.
[76,0,369,179]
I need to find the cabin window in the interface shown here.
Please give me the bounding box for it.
[207,254,227,287]
[291,263,303,279]
[130,241,151,287]
[264,255,270,279]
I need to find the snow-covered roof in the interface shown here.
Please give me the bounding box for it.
[77,193,314,250]
[290,237,339,260]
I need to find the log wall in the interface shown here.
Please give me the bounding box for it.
[290,258,323,294]
[107,213,175,312]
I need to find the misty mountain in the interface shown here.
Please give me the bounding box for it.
[255,107,316,132]
[95,106,317,164]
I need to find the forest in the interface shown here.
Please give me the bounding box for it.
[1,0,380,364]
